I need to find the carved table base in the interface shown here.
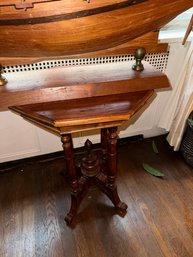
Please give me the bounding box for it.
[9,91,159,226]
[61,127,127,225]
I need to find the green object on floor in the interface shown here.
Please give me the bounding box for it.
[142,163,164,177]
[188,119,193,126]
[152,140,159,154]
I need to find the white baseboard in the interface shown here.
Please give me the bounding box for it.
[0,148,41,163]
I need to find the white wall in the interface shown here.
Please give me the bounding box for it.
[0,42,190,163]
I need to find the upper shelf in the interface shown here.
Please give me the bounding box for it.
[0,61,170,109]
[0,0,192,58]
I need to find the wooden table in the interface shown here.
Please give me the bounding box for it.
[7,61,170,226]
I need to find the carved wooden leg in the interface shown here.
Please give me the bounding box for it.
[61,134,81,225]
[101,128,108,173]
[61,131,127,225]
[105,127,127,216]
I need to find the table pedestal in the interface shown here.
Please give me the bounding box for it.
[61,127,127,225]
[9,90,160,226]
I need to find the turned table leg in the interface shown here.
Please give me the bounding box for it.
[102,127,127,215]
[61,134,84,225]
[101,128,108,173]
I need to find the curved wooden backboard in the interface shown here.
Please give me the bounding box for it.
[0,0,192,63]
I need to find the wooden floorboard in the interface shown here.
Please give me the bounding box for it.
[0,135,193,257]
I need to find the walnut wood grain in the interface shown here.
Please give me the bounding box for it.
[0,0,192,58]
[0,61,170,109]
[9,91,154,130]
[0,32,168,66]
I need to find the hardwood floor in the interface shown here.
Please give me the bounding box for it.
[0,135,193,257]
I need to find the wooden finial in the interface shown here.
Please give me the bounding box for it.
[0,64,7,86]
[81,139,100,177]
[132,47,146,71]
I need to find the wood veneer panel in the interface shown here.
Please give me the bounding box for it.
[0,32,168,66]
[0,0,192,58]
